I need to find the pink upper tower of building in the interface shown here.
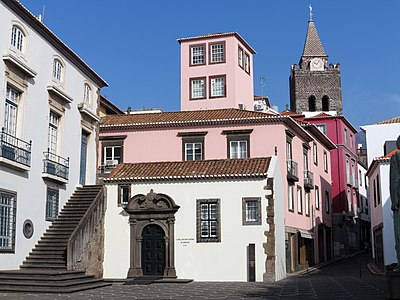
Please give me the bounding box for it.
[178,32,255,112]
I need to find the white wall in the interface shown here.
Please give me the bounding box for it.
[361,123,400,166]
[0,2,101,269]
[104,177,275,281]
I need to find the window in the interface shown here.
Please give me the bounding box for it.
[242,197,261,225]
[53,59,63,81]
[244,52,250,74]
[305,192,310,216]
[104,145,122,167]
[83,83,91,103]
[4,85,20,137]
[0,189,16,252]
[347,188,351,212]
[323,151,328,172]
[178,133,206,161]
[313,142,318,165]
[46,188,59,221]
[297,186,302,214]
[48,111,59,154]
[197,199,220,242]
[288,184,294,212]
[377,174,381,205]
[210,75,226,98]
[325,191,330,213]
[373,178,377,207]
[11,25,24,52]
[344,128,348,144]
[322,95,329,111]
[230,140,248,159]
[190,44,205,66]
[350,134,354,150]
[316,124,326,135]
[303,147,309,171]
[238,46,243,68]
[359,170,362,186]
[308,95,316,111]
[118,185,131,206]
[315,186,320,210]
[190,77,206,100]
[209,42,225,63]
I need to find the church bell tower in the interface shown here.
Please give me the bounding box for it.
[289,10,342,115]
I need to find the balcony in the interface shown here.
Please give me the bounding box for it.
[304,170,314,190]
[287,159,299,182]
[0,128,31,171]
[42,151,69,184]
[78,101,100,122]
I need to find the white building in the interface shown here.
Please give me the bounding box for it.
[0,0,106,269]
[103,157,287,282]
[361,116,400,267]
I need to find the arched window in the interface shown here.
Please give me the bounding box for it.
[83,83,91,103]
[52,59,64,82]
[322,95,329,111]
[11,25,24,52]
[308,95,316,111]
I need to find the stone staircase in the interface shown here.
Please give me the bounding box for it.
[0,185,111,293]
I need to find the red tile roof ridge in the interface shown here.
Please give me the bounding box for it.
[377,148,399,159]
[376,116,400,125]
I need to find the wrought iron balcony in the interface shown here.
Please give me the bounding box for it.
[287,159,299,182]
[304,170,314,189]
[0,128,31,169]
[42,150,69,183]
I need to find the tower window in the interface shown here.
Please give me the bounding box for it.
[209,42,225,64]
[308,95,316,111]
[322,95,329,111]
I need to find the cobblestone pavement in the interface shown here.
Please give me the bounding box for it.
[0,251,386,300]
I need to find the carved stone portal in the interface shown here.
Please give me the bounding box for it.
[124,189,180,278]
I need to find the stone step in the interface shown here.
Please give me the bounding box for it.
[20,264,67,269]
[23,257,66,265]
[0,281,111,293]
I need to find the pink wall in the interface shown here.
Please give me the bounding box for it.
[180,35,254,111]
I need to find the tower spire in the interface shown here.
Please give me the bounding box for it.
[309,4,313,21]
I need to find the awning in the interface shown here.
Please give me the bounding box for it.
[298,229,314,239]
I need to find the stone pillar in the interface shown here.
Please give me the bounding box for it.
[127,219,142,278]
[165,218,177,278]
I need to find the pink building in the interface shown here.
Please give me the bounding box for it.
[178,33,255,112]
[289,112,362,254]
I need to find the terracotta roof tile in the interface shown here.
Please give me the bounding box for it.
[280,110,302,116]
[376,116,400,125]
[377,148,398,159]
[104,157,271,182]
[100,108,287,129]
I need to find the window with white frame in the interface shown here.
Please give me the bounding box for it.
[316,124,326,135]
[11,25,24,52]
[244,53,250,74]
[242,197,261,225]
[230,140,248,159]
[197,199,220,242]
[0,189,16,253]
[344,128,348,144]
[288,184,294,212]
[53,59,63,82]
[104,145,122,167]
[118,184,130,206]
[190,78,206,99]
[359,170,362,186]
[315,186,320,210]
[185,142,202,161]
[83,83,91,103]
[350,134,354,149]
[347,188,351,212]
[323,151,328,172]
[46,188,59,221]
[238,46,243,68]
[4,85,20,137]
[297,186,302,214]
[210,42,225,63]
[305,191,310,216]
[210,76,225,98]
[313,142,318,165]
[190,44,205,66]
[48,111,59,155]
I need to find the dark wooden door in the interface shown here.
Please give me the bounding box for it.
[142,224,165,275]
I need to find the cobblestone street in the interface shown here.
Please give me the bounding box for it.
[0,251,385,300]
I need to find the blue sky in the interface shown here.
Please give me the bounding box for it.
[20,0,400,130]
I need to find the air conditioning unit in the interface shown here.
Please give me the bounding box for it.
[105,159,118,166]
[238,103,246,110]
